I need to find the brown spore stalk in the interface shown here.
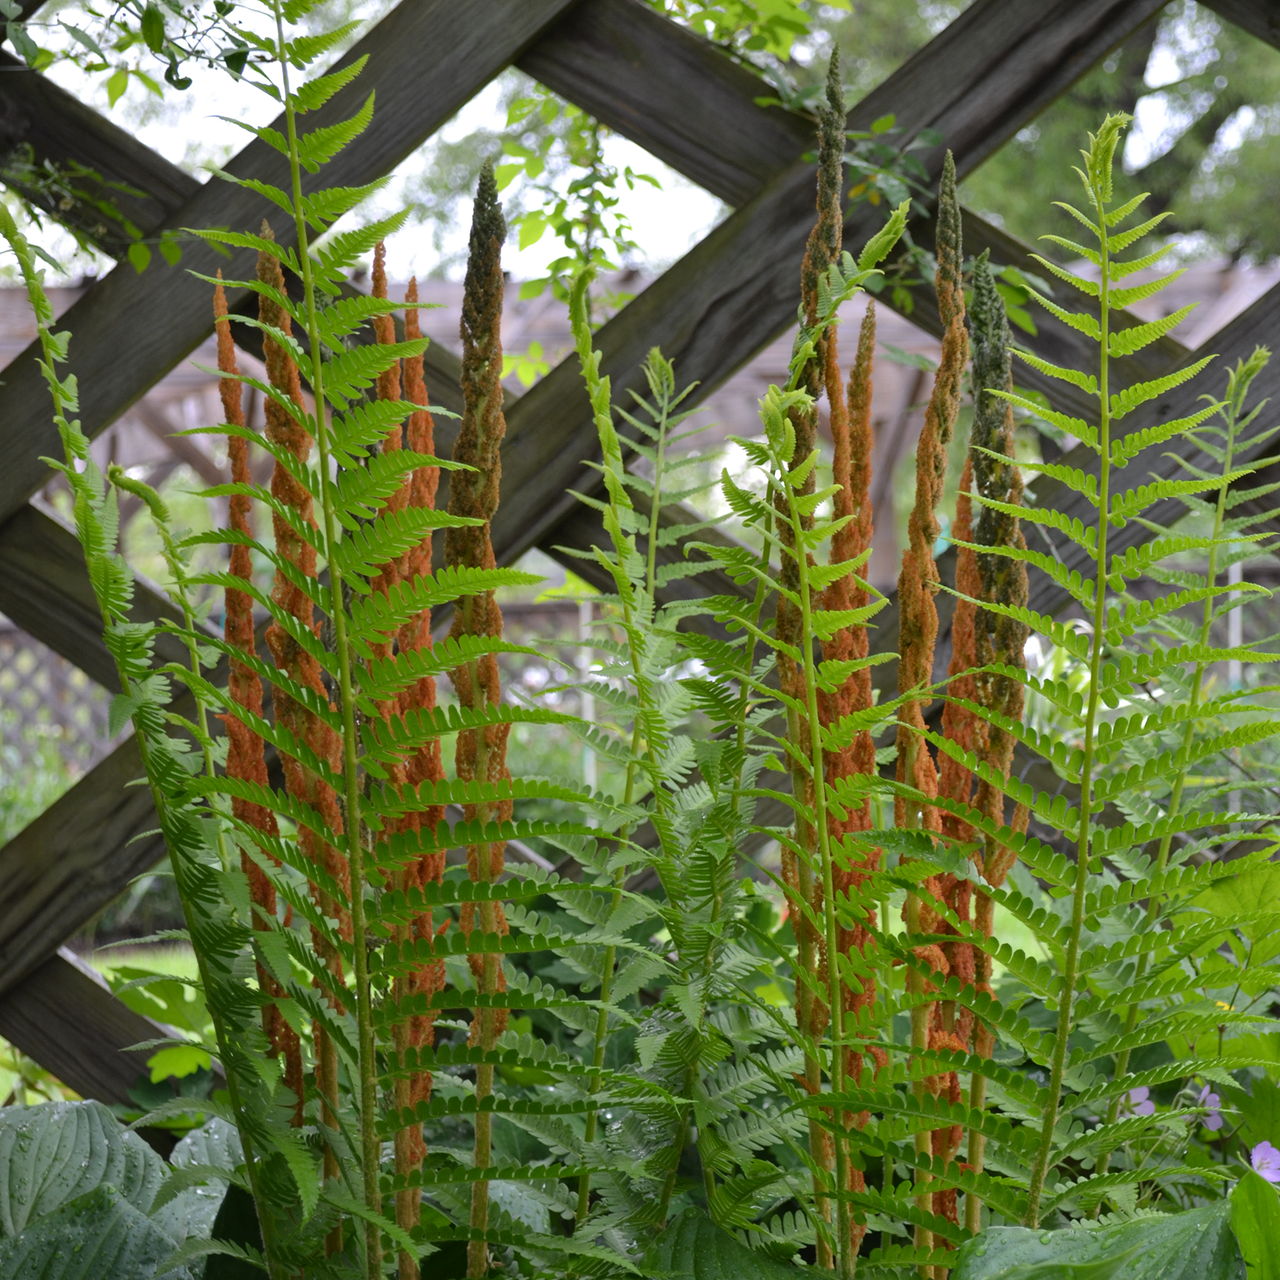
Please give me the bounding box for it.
[445,162,512,1280]
[818,301,881,1258]
[894,152,968,1255]
[367,251,448,1277]
[775,57,845,1263]
[962,252,1030,1231]
[214,274,304,1121]
[256,227,349,1243]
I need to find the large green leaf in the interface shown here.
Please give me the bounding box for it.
[152,1118,243,1247]
[643,1208,821,1279]
[1232,1172,1280,1280]
[0,1184,182,1280]
[950,1202,1244,1280]
[0,1102,166,1236]
[1233,1079,1280,1149]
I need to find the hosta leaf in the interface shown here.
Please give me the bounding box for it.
[0,1186,183,1280]
[950,1199,1242,1280]
[0,1102,166,1235]
[1231,1171,1280,1280]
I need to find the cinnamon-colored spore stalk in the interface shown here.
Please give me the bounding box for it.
[214,273,304,1121]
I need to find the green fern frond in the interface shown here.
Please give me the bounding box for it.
[1108,304,1196,357]
[1108,356,1215,420]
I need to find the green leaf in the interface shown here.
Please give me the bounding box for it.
[950,1201,1243,1280]
[285,21,359,67]
[1110,355,1215,420]
[643,1208,806,1280]
[0,1185,181,1280]
[127,241,151,274]
[147,1043,211,1083]
[0,1101,166,1236]
[1232,1171,1280,1280]
[1234,1078,1280,1149]
[1109,303,1197,357]
[293,54,367,112]
[1014,347,1099,395]
[140,4,164,53]
[105,66,129,107]
[1028,252,1101,297]
[295,91,375,173]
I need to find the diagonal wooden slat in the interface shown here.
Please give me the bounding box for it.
[0,948,223,1108]
[0,733,165,994]
[0,503,190,692]
[0,0,1180,689]
[0,0,579,529]
[0,49,198,254]
[522,0,1188,419]
[492,0,1170,567]
[1201,0,1280,48]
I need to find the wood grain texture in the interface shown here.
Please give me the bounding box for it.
[0,0,579,529]
[530,0,1183,424]
[1203,0,1280,49]
[0,735,165,996]
[0,0,1247,1064]
[492,0,1169,567]
[0,949,223,1105]
[0,504,190,692]
[0,51,198,253]
[519,0,810,208]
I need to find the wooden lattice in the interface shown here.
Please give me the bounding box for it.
[0,0,1278,1102]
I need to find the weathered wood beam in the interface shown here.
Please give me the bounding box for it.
[0,48,199,255]
[0,502,193,693]
[492,0,1171,567]
[1202,0,1280,48]
[0,0,1234,1074]
[0,949,217,1107]
[0,0,1174,984]
[525,0,1187,428]
[0,734,166,997]
[0,0,579,529]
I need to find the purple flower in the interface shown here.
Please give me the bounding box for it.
[1197,1084,1224,1132]
[1122,1085,1156,1118]
[1252,1141,1280,1183]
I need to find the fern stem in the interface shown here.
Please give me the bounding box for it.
[782,449,855,1280]
[271,5,381,1269]
[1091,355,1248,1209]
[139,521,287,1276]
[1024,182,1116,1228]
[576,360,674,1231]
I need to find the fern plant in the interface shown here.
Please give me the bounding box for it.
[8,0,1280,1267]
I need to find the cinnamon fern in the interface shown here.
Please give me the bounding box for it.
[4,5,1278,1273]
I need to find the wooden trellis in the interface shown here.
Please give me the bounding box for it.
[0,0,1277,1104]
